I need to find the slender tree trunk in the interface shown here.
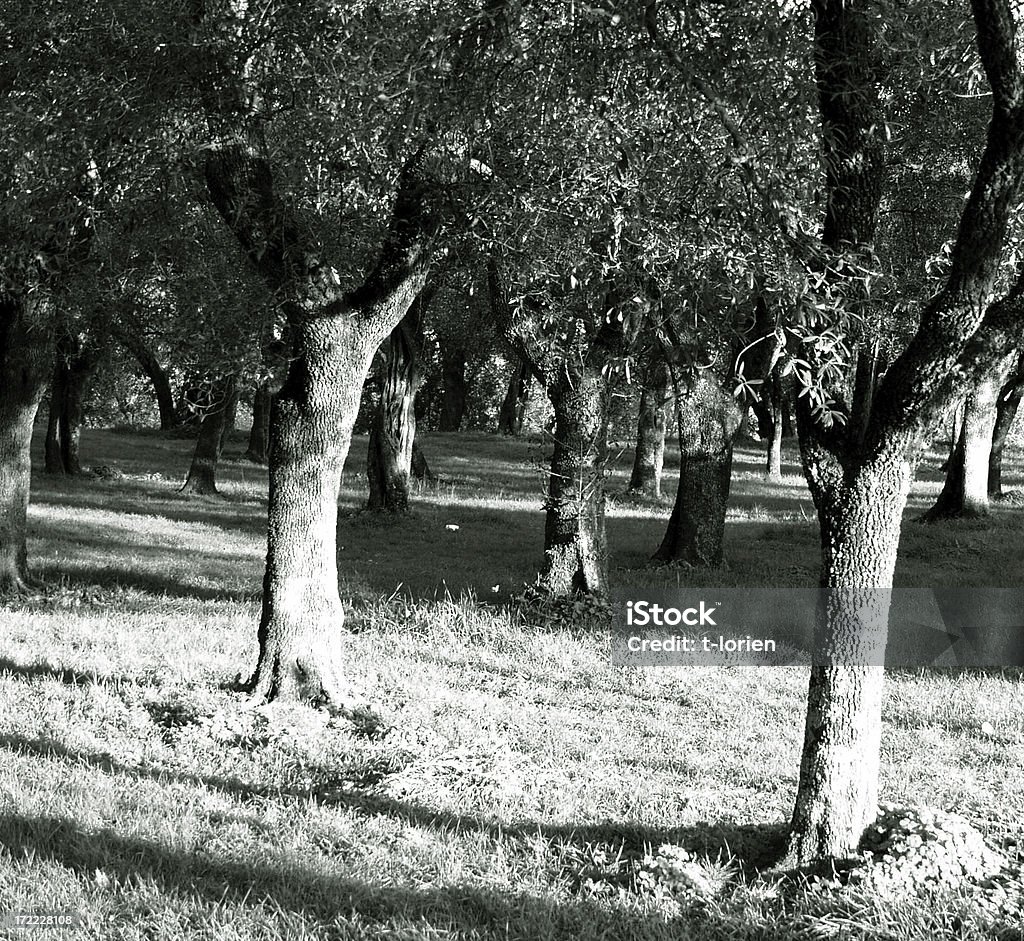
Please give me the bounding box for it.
[181,377,237,496]
[988,362,1023,497]
[922,367,1007,520]
[539,361,610,596]
[498,357,531,436]
[44,364,67,475]
[766,379,785,479]
[653,375,742,566]
[245,380,273,464]
[115,329,178,430]
[789,455,911,862]
[439,347,467,431]
[0,295,52,594]
[366,287,432,512]
[628,358,670,497]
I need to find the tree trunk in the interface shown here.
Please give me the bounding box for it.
[766,379,784,479]
[653,374,742,566]
[439,347,467,431]
[628,358,670,497]
[922,367,1007,520]
[498,357,531,436]
[366,288,431,512]
[202,130,441,705]
[245,380,273,464]
[850,339,880,446]
[988,360,1023,497]
[789,456,911,863]
[0,296,52,594]
[539,361,610,596]
[44,335,96,476]
[44,364,67,475]
[115,329,178,430]
[181,376,237,495]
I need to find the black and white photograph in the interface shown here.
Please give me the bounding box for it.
[1,1,1023,937]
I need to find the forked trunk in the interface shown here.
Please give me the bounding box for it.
[245,380,272,464]
[540,362,609,596]
[498,357,531,436]
[0,295,52,594]
[251,322,373,702]
[181,377,237,496]
[628,358,670,497]
[654,374,742,566]
[922,368,1006,520]
[989,365,1023,497]
[789,456,911,864]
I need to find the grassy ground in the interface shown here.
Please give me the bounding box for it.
[0,426,1021,939]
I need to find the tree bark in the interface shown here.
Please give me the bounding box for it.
[245,380,273,464]
[767,381,785,479]
[988,356,1024,497]
[439,346,468,431]
[0,294,52,594]
[789,455,911,863]
[922,367,1008,520]
[628,358,671,498]
[788,0,1024,866]
[498,356,531,436]
[366,287,432,512]
[181,376,237,496]
[539,359,610,596]
[653,374,742,566]
[203,133,441,704]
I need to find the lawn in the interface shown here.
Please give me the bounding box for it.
[0,426,1021,939]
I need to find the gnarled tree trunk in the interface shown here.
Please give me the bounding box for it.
[653,374,742,566]
[0,294,52,594]
[540,360,609,596]
[628,358,671,498]
[366,287,432,512]
[181,376,237,495]
[203,134,440,704]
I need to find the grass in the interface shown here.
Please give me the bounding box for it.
[0,426,1021,939]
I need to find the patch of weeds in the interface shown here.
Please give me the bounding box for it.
[514,583,616,627]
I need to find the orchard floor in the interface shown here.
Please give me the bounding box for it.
[0,426,1022,939]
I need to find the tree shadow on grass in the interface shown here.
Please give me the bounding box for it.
[0,811,669,939]
[0,731,789,878]
[0,657,143,688]
[36,565,260,604]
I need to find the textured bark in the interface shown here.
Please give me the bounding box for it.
[0,295,52,594]
[654,374,743,566]
[988,356,1024,496]
[922,365,1008,520]
[203,132,440,704]
[789,454,911,862]
[366,288,432,512]
[498,357,531,436]
[245,380,273,464]
[181,376,237,495]
[850,339,880,447]
[114,328,178,430]
[628,358,671,497]
[788,0,1024,866]
[540,361,609,596]
[439,347,468,432]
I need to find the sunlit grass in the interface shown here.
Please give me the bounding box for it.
[0,427,1020,938]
